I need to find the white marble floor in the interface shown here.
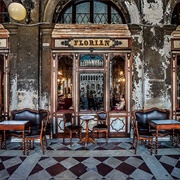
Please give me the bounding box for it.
[0,138,179,180]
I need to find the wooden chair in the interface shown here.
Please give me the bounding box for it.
[63,113,82,146]
[10,108,52,140]
[25,119,48,155]
[131,118,153,155]
[92,111,108,144]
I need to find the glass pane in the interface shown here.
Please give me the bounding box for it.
[110,56,126,111]
[60,7,72,24]
[80,72,104,111]
[0,0,9,23]
[57,56,73,110]
[80,54,104,67]
[171,2,180,25]
[94,2,107,24]
[111,7,123,24]
[76,2,90,23]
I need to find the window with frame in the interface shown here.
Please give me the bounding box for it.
[172,2,180,25]
[79,54,104,111]
[57,55,73,110]
[110,56,126,111]
[0,0,9,23]
[56,0,125,24]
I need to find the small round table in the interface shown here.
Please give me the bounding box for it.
[79,115,96,148]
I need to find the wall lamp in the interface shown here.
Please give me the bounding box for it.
[8,0,34,24]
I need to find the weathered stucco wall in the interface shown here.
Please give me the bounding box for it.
[10,26,39,110]
[3,0,179,112]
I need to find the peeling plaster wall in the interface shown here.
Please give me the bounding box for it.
[125,1,140,24]
[143,26,172,109]
[142,0,164,25]
[129,25,144,110]
[4,0,179,113]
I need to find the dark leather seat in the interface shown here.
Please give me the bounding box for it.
[133,107,171,137]
[9,108,52,139]
[93,111,108,144]
[63,113,82,146]
[25,119,48,155]
[131,117,153,154]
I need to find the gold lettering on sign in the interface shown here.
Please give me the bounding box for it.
[69,39,113,48]
[54,38,129,48]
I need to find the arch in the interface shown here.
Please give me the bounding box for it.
[53,0,130,24]
[124,0,140,24]
[43,0,140,24]
[43,0,61,22]
[164,0,179,25]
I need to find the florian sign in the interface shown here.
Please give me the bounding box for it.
[70,39,114,47]
[53,38,130,49]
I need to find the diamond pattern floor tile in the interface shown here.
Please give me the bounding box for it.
[0,138,179,179]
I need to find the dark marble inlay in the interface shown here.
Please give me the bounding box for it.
[30,163,44,175]
[46,163,67,176]
[69,163,87,177]
[116,162,136,175]
[96,163,113,176]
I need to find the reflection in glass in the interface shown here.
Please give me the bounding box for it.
[57,56,73,110]
[80,54,103,67]
[80,72,104,111]
[57,1,125,24]
[110,56,126,111]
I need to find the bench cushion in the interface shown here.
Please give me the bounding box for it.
[134,108,170,132]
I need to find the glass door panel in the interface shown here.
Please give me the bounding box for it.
[57,55,73,110]
[110,55,126,111]
[79,72,104,111]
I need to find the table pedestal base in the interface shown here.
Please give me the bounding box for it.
[79,137,96,148]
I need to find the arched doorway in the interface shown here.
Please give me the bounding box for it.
[51,24,132,138]
[50,0,132,138]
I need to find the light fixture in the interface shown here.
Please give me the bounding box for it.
[8,1,26,21]
[117,71,125,83]
[8,0,34,24]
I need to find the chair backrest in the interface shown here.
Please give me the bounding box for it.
[133,107,170,131]
[11,108,49,128]
[39,109,50,123]
[40,119,47,137]
[131,118,139,138]
[97,111,107,124]
[63,113,73,127]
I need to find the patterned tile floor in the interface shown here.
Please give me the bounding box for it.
[0,138,180,180]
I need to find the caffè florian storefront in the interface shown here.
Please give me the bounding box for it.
[51,24,132,138]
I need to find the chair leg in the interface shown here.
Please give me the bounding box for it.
[149,140,153,155]
[40,138,44,154]
[135,138,138,154]
[70,131,72,146]
[105,131,108,144]
[79,130,82,140]
[26,140,29,155]
[63,130,66,144]
[44,135,48,149]
[131,135,135,149]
